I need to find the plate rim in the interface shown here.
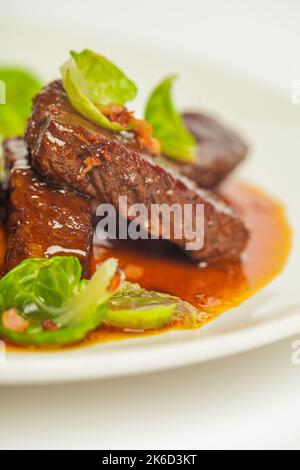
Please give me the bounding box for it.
[1,302,300,385]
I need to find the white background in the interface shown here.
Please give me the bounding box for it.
[1,0,300,450]
[2,0,300,94]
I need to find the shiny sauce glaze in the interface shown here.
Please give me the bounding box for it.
[2,181,291,350]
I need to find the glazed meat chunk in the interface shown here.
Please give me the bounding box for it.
[3,138,93,277]
[26,81,249,263]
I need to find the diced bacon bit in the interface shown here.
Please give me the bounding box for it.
[98,103,134,127]
[2,308,29,333]
[133,119,161,156]
[108,267,123,293]
[42,320,58,331]
[98,102,161,156]
[78,156,102,180]
[124,264,144,281]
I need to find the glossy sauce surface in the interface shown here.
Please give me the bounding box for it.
[88,180,291,344]
[3,181,291,350]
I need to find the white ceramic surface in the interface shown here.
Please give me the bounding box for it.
[0,23,299,385]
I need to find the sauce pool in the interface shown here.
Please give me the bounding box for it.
[2,180,292,350]
[88,180,291,344]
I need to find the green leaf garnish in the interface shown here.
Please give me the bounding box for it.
[105,281,202,331]
[60,49,137,131]
[145,76,197,162]
[106,293,176,330]
[106,301,175,330]
[0,256,204,344]
[0,67,41,138]
[0,257,120,345]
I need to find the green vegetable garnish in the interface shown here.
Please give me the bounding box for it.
[0,256,120,345]
[60,49,137,131]
[0,256,203,344]
[105,281,202,331]
[107,294,176,330]
[0,67,41,138]
[145,75,197,162]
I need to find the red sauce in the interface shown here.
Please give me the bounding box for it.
[3,181,292,350]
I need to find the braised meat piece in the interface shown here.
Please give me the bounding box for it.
[2,136,28,175]
[0,137,28,221]
[26,80,249,263]
[2,138,93,277]
[162,112,247,188]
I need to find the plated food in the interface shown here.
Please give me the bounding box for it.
[0,49,291,349]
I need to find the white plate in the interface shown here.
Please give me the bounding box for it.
[0,23,299,385]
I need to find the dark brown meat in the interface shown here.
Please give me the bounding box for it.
[0,137,28,221]
[26,80,249,263]
[162,112,247,188]
[2,138,93,277]
[2,137,29,174]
